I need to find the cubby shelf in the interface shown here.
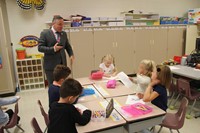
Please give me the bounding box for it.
[16,58,45,90]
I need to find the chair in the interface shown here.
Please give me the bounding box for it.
[1,103,24,133]
[168,79,178,107]
[37,100,49,132]
[176,78,200,116]
[158,97,188,133]
[30,117,43,133]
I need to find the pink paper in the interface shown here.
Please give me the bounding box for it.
[121,103,152,116]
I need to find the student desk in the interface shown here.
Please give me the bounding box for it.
[94,81,136,98]
[76,77,94,85]
[170,65,200,80]
[110,96,166,133]
[76,99,126,133]
[78,84,103,103]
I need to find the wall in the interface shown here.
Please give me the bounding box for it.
[5,0,200,55]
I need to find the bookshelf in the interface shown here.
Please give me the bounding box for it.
[122,13,160,26]
[82,19,124,27]
[16,58,45,90]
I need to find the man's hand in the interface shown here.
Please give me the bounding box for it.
[70,55,75,65]
[54,43,63,52]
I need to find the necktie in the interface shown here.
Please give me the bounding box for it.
[55,32,61,42]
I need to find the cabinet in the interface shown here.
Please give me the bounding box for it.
[16,58,45,90]
[114,27,135,74]
[134,27,151,67]
[93,28,116,68]
[67,26,186,78]
[93,27,135,74]
[150,27,168,64]
[134,27,168,67]
[167,26,186,59]
[185,25,198,55]
[69,28,95,78]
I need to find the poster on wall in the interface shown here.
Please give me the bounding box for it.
[19,35,39,48]
[16,0,46,10]
[188,8,200,24]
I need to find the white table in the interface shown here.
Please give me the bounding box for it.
[110,96,166,133]
[76,99,126,133]
[76,77,94,85]
[78,84,103,103]
[94,81,136,98]
[170,65,200,80]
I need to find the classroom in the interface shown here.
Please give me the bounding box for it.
[0,0,200,133]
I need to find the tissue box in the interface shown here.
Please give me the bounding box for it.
[106,80,117,88]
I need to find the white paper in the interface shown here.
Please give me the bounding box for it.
[117,72,134,88]
[102,75,120,80]
[125,95,145,105]
[194,68,200,71]
[74,104,88,112]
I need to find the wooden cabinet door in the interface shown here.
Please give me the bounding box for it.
[93,28,115,69]
[134,27,151,69]
[151,27,168,65]
[167,26,186,59]
[114,27,135,74]
[185,25,198,55]
[69,28,94,78]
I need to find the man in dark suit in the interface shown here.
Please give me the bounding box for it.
[38,15,74,85]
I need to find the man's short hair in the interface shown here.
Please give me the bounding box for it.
[60,78,83,98]
[53,65,71,81]
[52,15,63,23]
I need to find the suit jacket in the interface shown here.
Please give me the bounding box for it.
[38,29,73,70]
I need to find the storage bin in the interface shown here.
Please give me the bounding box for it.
[16,48,26,59]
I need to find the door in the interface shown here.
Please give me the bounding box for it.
[167,26,186,59]
[151,27,168,65]
[114,27,135,74]
[93,28,115,69]
[0,1,15,94]
[69,28,94,78]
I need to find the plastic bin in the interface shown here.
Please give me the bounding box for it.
[173,56,182,64]
[16,48,26,59]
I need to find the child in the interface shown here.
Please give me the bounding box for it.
[99,54,117,77]
[130,60,155,98]
[143,65,172,111]
[48,78,91,133]
[48,64,71,107]
[0,96,20,128]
